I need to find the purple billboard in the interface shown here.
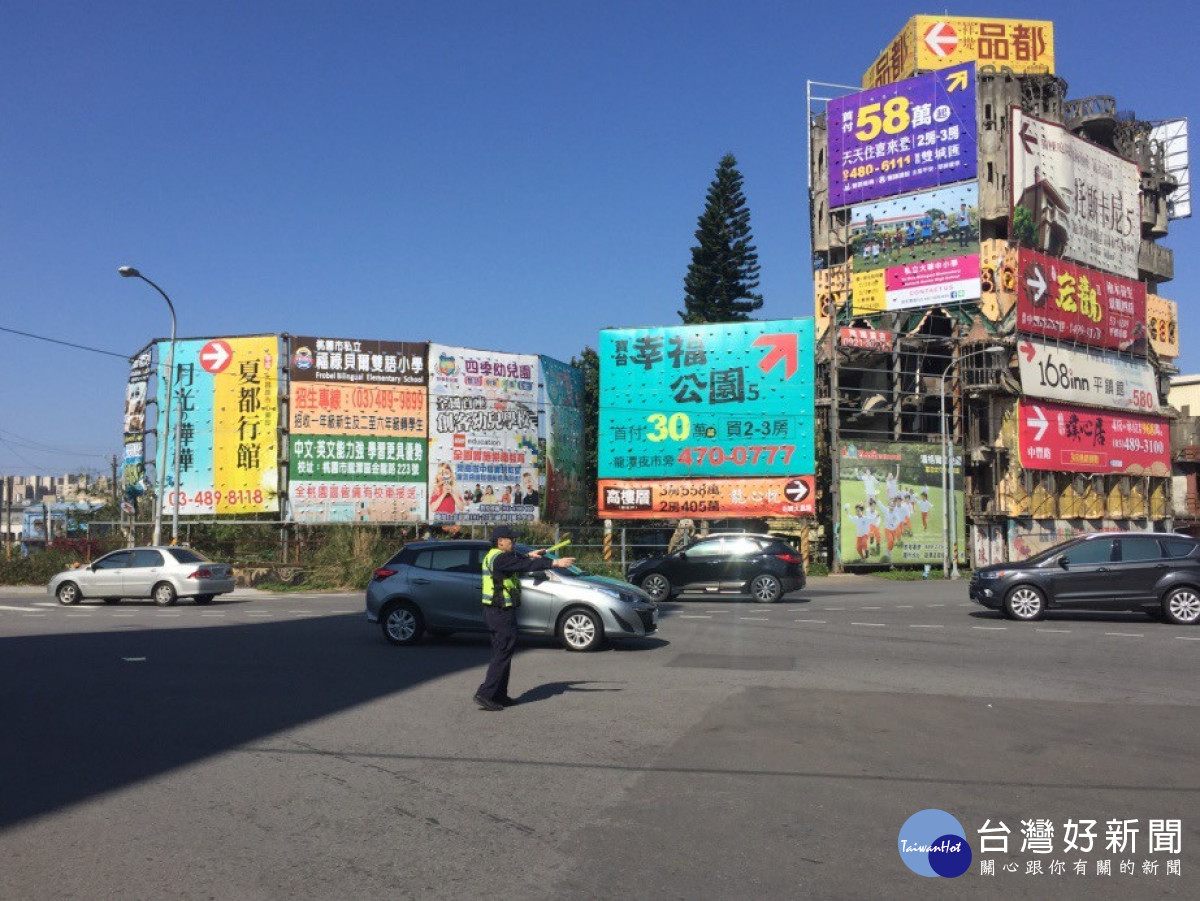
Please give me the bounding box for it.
[828,63,977,209]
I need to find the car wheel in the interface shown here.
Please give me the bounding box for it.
[381,602,424,646]
[103,598,121,605]
[153,582,178,606]
[56,582,81,606]
[194,594,215,605]
[1004,585,1046,621]
[1163,587,1200,625]
[749,573,783,603]
[558,607,603,652]
[640,573,672,602]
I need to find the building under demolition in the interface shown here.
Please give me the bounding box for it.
[807,15,1189,570]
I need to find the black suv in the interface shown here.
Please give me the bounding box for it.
[970,532,1200,624]
[627,533,805,603]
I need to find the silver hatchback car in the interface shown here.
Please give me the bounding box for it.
[366,539,659,652]
[48,546,236,606]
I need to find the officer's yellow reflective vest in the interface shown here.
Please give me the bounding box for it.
[481,547,520,608]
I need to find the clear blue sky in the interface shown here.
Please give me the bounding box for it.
[3,1,1198,475]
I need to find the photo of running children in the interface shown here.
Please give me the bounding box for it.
[847,182,978,274]
[839,442,965,565]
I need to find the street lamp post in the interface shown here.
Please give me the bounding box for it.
[119,267,179,546]
[940,344,1005,580]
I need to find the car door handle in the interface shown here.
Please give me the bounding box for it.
[1155,563,1169,568]
[412,578,432,585]
[1097,567,1110,572]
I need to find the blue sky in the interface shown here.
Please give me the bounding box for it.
[3,1,1198,475]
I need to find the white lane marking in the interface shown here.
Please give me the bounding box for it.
[739,616,770,621]
[825,607,845,611]
[1176,636,1200,641]
[1036,629,1071,634]
[122,657,146,662]
[0,605,36,611]
[794,619,827,624]
[248,612,274,617]
[861,606,882,610]
[973,626,1007,631]
[23,613,46,617]
[909,625,943,629]
[927,604,946,608]
[678,615,712,619]
[155,613,182,617]
[287,611,312,614]
[34,602,58,608]
[1104,632,1144,638]
[704,609,730,613]
[111,613,136,617]
[200,613,227,617]
[851,622,886,627]
[895,605,913,609]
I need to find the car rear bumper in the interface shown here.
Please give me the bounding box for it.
[184,578,235,596]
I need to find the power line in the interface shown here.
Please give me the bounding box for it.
[0,324,129,360]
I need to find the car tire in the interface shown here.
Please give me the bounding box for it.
[749,573,783,603]
[1163,586,1200,625]
[639,573,672,602]
[103,597,122,605]
[558,607,603,652]
[56,582,81,606]
[194,594,215,605]
[1004,584,1046,621]
[381,601,424,646]
[153,582,178,607]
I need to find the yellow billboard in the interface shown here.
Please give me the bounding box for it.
[1147,294,1180,358]
[863,16,1054,89]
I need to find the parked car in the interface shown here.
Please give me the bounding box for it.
[365,540,658,652]
[626,532,806,603]
[970,532,1200,624]
[48,546,236,606]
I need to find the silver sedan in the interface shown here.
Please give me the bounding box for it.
[48,546,236,606]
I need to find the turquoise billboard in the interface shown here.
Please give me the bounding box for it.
[599,319,815,479]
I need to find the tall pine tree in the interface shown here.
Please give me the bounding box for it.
[679,153,764,323]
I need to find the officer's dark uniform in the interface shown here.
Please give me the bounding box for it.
[474,525,554,711]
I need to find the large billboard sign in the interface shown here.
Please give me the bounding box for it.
[122,345,154,509]
[540,355,588,523]
[863,16,1055,89]
[1010,109,1141,279]
[1017,338,1159,415]
[838,442,963,565]
[1018,400,1170,475]
[1147,294,1180,358]
[427,344,541,526]
[828,63,976,208]
[1014,249,1147,353]
[287,336,428,522]
[849,182,980,313]
[156,335,280,516]
[597,476,814,520]
[599,319,815,481]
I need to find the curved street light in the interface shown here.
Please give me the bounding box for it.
[119,267,180,545]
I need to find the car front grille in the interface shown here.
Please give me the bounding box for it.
[637,610,657,633]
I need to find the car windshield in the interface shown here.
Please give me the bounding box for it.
[167,548,212,564]
[1018,539,1084,566]
[515,543,586,576]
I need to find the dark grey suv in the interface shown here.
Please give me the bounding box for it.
[365,540,658,651]
[970,532,1200,624]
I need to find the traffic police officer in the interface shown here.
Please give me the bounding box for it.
[474,525,576,711]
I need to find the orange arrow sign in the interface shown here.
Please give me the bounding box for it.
[753,333,799,379]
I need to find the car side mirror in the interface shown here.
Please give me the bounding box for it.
[1058,555,1069,569]
[527,571,549,584]
[677,552,687,561]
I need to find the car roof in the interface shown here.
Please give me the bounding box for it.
[1076,531,1188,541]
[690,532,773,540]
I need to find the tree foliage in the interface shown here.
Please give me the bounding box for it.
[680,153,764,324]
[570,346,600,517]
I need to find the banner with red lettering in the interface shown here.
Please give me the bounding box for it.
[1018,400,1170,475]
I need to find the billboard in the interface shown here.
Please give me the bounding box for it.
[1018,400,1170,476]
[1147,294,1180,358]
[839,441,963,565]
[540,355,588,523]
[156,335,279,516]
[599,319,815,480]
[849,182,980,313]
[828,63,976,208]
[1010,109,1141,279]
[427,344,541,525]
[1014,249,1147,353]
[597,476,814,520]
[287,336,429,523]
[814,263,851,339]
[122,345,153,507]
[1017,338,1159,415]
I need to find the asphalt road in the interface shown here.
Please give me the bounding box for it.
[0,576,1197,900]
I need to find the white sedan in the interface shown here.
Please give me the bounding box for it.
[48,546,236,606]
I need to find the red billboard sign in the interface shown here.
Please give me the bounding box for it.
[1014,248,1147,353]
[598,476,815,519]
[839,327,894,352]
[1018,400,1169,475]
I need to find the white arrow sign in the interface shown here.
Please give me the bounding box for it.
[1026,405,1049,442]
[924,22,958,58]
[1025,264,1047,304]
[198,339,233,373]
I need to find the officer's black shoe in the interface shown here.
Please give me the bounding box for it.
[474,693,504,712]
[499,696,520,707]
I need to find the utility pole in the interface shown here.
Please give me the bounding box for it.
[110,454,119,508]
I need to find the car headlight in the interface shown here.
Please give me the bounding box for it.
[979,570,1014,580]
[594,586,638,603]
